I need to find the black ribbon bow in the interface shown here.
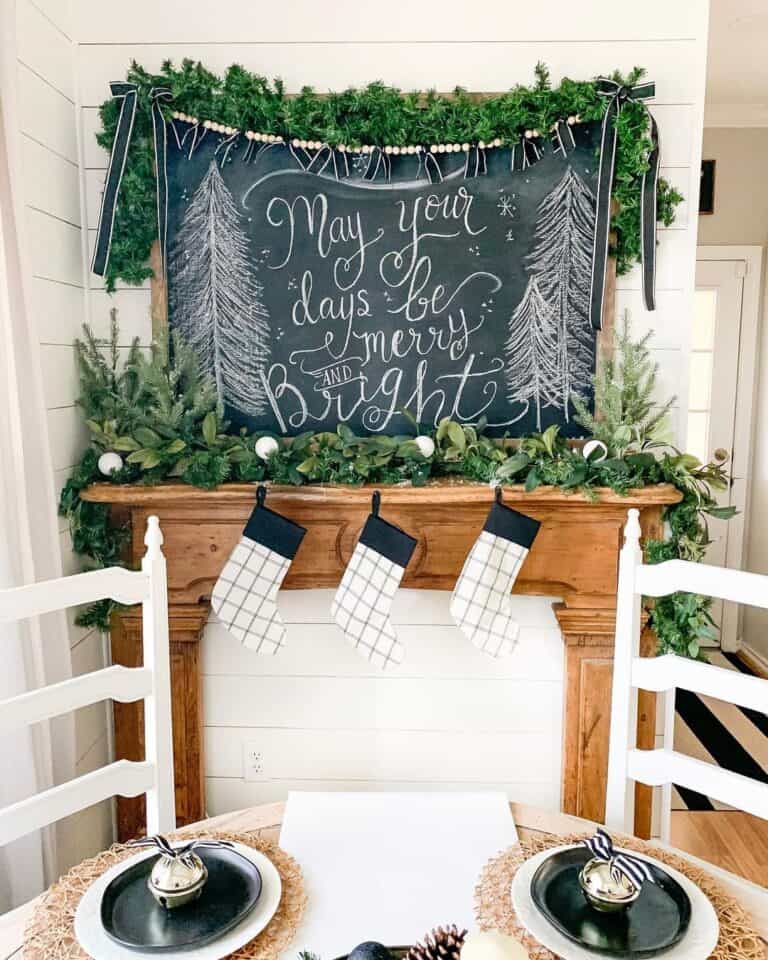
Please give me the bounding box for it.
[589,77,660,330]
[582,827,656,890]
[92,84,174,279]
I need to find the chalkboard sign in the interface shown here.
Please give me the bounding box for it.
[166,124,602,437]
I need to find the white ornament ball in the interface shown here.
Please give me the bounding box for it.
[461,930,529,960]
[255,436,280,461]
[414,435,436,458]
[582,438,609,462]
[98,452,124,476]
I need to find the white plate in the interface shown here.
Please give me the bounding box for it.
[511,845,720,960]
[74,841,282,960]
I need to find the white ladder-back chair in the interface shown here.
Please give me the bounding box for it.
[606,508,768,841]
[0,516,175,847]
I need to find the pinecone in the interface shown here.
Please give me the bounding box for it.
[407,925,467,960]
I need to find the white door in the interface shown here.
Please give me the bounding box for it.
[689,251,761,650]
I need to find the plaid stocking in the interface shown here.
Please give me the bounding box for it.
[331,491,416,669]
[211,486,306,653]
[450,493,540,658]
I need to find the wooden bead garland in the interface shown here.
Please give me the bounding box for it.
[169,112,584,158]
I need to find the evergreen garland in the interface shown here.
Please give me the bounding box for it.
[61,317,732,661]
[97,61,682,291]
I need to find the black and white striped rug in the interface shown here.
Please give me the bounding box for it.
[672,651,768,810]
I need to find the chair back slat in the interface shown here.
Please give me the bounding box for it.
[0,516,175,848]
[606,509,768,838]
[636,558,768,608]
[628,749,768,820]
[0,666,153,734]
[631,654,768,713]
[0,567,149,622]
[0,761,155,848]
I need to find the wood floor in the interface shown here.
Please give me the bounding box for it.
[670,810,768,886]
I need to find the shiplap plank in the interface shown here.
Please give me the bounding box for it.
[614,289,688,350]
[73,0,705,46]
[203,620,564,681]
[21,136,80,227]
[17,63,77,162]
[204,675,560,731]
[77,41,703,108]
[81,107,107,168]
[647,348,683,408]
[652,105,694,168]
[252,589,561,628]
[206,777,558,816]
[27,0,72,40]
[88,288,153,343]
[25,209,82,286]
[30,276,84,345]
[204,726,558,782]
[47,405,88,471]
[84,167,103,229]
[17,0,75,101]
[39,344,79,410]
[615,229,692,291]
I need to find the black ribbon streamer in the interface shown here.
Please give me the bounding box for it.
[150,87,174,279]
[91,81,138,277]
[589,77,660,330]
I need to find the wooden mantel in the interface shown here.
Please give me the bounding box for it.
[82,480,681,840]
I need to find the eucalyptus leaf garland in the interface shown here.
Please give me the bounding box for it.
[97,61,682,291]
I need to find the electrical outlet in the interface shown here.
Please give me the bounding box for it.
[242,742,266,782]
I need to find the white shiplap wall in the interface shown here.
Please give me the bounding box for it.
[73,0,710,815]
[7,0,114,865]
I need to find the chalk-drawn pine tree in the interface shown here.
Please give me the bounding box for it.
[505,276,561,431]
[169,161,270,416]
[525,166,596,418]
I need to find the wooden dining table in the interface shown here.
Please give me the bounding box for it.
[1,802,766,959]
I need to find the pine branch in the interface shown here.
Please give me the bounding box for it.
[574,310,675,454]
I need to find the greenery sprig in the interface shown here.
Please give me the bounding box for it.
[97,61,682,290]
[61,316,731,661]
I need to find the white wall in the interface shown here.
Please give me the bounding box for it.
[73,0,710,813]
[2,0,114,866]
[699,127,768,661]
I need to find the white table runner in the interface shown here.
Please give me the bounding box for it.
[279,791,518,958]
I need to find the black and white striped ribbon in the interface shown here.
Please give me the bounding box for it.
[589,77,660,330]
[91,81,138,277]
[582,828,656,889]
[510,136,541,172]
[150,87,174,279]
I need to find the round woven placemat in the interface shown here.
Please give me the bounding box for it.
[23,829,306,960]
[474,832,764,960]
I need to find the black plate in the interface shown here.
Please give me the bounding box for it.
[101,847,262,952]
[530,847,691,958]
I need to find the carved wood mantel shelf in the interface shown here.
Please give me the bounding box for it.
[82,480,681,841]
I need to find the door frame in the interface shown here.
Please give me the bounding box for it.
[695,245,763,650]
